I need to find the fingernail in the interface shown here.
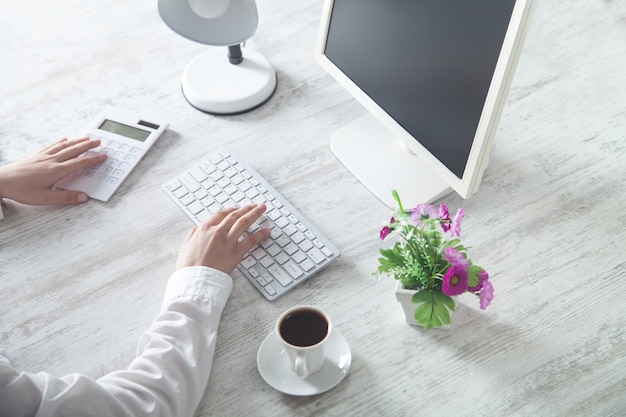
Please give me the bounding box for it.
[77,193,88,203]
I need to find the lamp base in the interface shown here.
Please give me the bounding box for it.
[181,48,277,115]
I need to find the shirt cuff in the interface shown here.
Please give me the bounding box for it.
[162,266,233,310]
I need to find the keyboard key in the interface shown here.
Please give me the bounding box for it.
[307,248,326,264]
[283,261,303,279]
[268,265,292,287]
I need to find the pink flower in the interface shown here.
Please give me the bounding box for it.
[479,280,494,309]
[379,217,396,240]
[439,204,451,232]
[443,246,468,269]
[442,265,468,296]
[468,269,489,292]
[438,204,450,221]
[448,208,464,237]
[411,203,437,226]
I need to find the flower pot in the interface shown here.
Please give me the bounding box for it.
[394,281,455,329]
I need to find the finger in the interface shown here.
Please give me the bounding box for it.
[53,138,100,161]
[227,204,267,240]
[237,228,271,254]
[217,204,260,239]
[38,138,69,154]
[198,207,239,229]
[44,137,91,156]
[36,189,90,205]
[59,151,107,175]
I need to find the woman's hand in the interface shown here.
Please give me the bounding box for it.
[176,204,271,274]
[0,137,107,205]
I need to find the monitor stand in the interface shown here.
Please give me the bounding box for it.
[330,114,452,211]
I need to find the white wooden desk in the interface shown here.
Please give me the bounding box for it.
[1,1,625,415]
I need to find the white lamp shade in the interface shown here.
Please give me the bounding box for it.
[158,0,258,46]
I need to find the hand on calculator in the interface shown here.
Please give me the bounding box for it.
[0,137,107,206]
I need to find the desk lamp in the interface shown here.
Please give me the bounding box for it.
[158,0,277,114]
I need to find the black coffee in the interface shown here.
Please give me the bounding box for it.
[279,308,329,347]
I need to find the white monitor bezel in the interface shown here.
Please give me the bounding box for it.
[315,0,533,200]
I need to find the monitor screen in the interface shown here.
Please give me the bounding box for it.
[316,0,532,208]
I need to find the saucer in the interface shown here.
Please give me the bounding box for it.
[257,329,351,396]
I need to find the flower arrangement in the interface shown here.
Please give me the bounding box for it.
[376,190,493,329]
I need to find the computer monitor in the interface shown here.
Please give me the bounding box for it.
[315,0,533,209]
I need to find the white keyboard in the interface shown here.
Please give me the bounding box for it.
[162,148,340,301]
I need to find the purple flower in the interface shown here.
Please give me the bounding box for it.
[442,265,468,296]
[379,217,396,240]
[479,280,494,309]
[449,208,465,237]
[468,269,489,292]
[439,204,451,232]
[443,246,468,269]
[379,226,391,240]
[411,203,438,226]
[438,204,450,221]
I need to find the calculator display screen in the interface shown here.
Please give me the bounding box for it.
[99,119,151,142]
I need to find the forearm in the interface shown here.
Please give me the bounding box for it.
[98,267,232,416]
[0,267,232,417]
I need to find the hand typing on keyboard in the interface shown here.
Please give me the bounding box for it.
[176,204,271,274]
[163,148,340,301]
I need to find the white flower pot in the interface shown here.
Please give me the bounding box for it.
[394,281,455,329]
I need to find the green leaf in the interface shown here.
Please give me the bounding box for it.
[411,290,455,329]
[466,264,483,288]
[391,189,404,213]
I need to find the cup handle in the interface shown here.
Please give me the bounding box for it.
[294,351,308,378]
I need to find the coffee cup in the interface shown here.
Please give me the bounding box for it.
[276,305,331,378]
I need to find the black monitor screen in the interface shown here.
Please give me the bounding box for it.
[324,0,516,178]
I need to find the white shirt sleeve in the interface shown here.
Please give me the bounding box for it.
[0,266,233,417]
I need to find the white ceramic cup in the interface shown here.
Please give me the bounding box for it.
[276,305,332,378]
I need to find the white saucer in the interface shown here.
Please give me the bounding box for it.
[257,329,351,396]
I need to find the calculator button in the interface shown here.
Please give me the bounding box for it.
[104,158,120,167]
[106,176,120,184]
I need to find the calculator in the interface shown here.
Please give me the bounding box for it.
[55,107,168,202]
